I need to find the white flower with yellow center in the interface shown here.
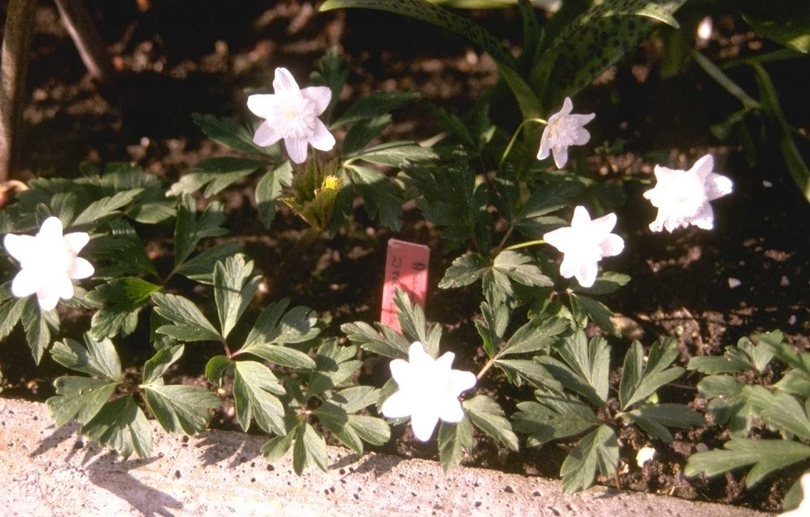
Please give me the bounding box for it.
[543,206,624,288]
[4,217,94,311]
[643,154,733,232]
[381,342,477,442]
[537,97,596,169]
[247,67,335,164]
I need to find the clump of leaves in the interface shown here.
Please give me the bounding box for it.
[513,331,704,492]
[685,330,810,511]
[47,254,390,472]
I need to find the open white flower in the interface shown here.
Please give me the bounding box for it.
[537,97,596,169]
[643,154,733,232]
[381,341,476,442]
[780,473,810,517]
[247,67,335,164]
[543,206,624,288]
[4,217,94,311]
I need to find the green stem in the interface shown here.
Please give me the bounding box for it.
[505,238,545,251]
[499,118,547,169]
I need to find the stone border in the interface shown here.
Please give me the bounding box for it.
[0,398,766,517]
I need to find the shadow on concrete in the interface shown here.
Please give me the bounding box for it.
[195,432,262,468]
[331,451,403,479]
[85,451,183,517]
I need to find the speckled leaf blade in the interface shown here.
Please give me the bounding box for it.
[144,384,220,435]
[531,0,687,110]
[320,0,517,69]
[293,423,328,475]
[46,376,118,428]
[463,395,519,451]
[214,254,260,339]
[50,335,122,381]
[438,416,474,474]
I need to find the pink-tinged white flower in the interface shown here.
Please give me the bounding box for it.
[247,67,335,164]
[543,206,624,288]
[779,473,810,517]
[381,342,476,442]
[643,154,733,233]
[3,217,94,311]
[537,97,596,169]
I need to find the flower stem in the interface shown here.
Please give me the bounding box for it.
[499,118,547,169]
[504,239,545,251]
[477,357,496,381]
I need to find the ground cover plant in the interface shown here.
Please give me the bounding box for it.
[0,0,809,513]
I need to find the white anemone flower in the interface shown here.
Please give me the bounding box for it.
[643,154,733,233]
[247,67,336,164]
[381,342,476,442]
[4,217,94,311]
[537,97,596,169]
[543,206,624,288]
[780,473,810,517]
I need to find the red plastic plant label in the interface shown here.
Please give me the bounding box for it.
[381,239,430,333]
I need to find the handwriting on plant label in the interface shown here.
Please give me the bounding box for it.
[381,239,430,333]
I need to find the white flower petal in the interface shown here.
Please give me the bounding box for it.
[551,146,569,169]
[56,274,74,300]
[559,97,574,116]
[600,234,625,257]
[273,67,300,94]
[543,227,572,252]
[389,358,413,386]
[381,391,415,419]
[691,203,715,230]
[589,212,617,234]
[439,398,465,424]
[69,257,94,279]
[536,130,551,160]
[302,86,332,115]
[4,234,36,263]
[11,269,40,297]
[572,127,591,146]
[253,122,282,147]
[63,232,89,254]
[36,288,60,311]
[706,172,733,201]
[284,136,308,164]
[570,206,592,228]
[576,260,599,288]
[558,255,579,279]
[410,406,440,441]
[308,119,336,151]
[39,217,64,239]
[435,351,456,372]
[691,154,714,178]
[247,94,277,119]
[448,370,477,396]
[407,342,432,369]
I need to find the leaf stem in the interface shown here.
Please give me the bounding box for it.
[477,357,496,381]
[499,118,547,168]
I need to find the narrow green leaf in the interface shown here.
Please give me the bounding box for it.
[555,331,610,404]
[22,297,57,365]
[437,417,474,474]
[82,394,152,459]
[144,384,220,435]
[233,361,287,435]
[87,277,161,339]
[168,157,265,198]
[346,165,403,231]
[348,141,438,167]
[192,113,275,157]
[261,431,295,462]
[438,252,489,289]
[333,90,421,128]
[342,114,392,156]
[151,292,221,343]
[495,358,557,388]
[306,341,363,398]
[241,344,317,370]
[499,316,567,357]
[742,3,810,53]
[174,243,241,285]
[560,425,619,493]
[50,335,122,381]
[512,387,600,445]
[571,294,619,337]
[493,250,553,288]
[622,404,705,443]
[293,423,328,475]
[214,254,260,339]
[320,0,518,69]
[256,162,293,228]
[393,288,442,357]
[142,345,185,385]
[205,355,232,386]
[341,321,411,358]
[173,197,229,268]
[72,189,144,228]
[463,395,518,451]
[685,439,810,487]
[242,301,320,350]
[46,376,118,427]
[761,391,810,441]
[0,297,25,342]
[572,271,631,295]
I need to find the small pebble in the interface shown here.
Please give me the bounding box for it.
[728,278,742,288]
[695,443,709,452]
[781,276,790,286]
[789,315,797,325]
[762,180,773,188]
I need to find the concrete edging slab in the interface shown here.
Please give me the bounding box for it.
[0,398,767,517]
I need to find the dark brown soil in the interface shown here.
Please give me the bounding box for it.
[1,1,809,513]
